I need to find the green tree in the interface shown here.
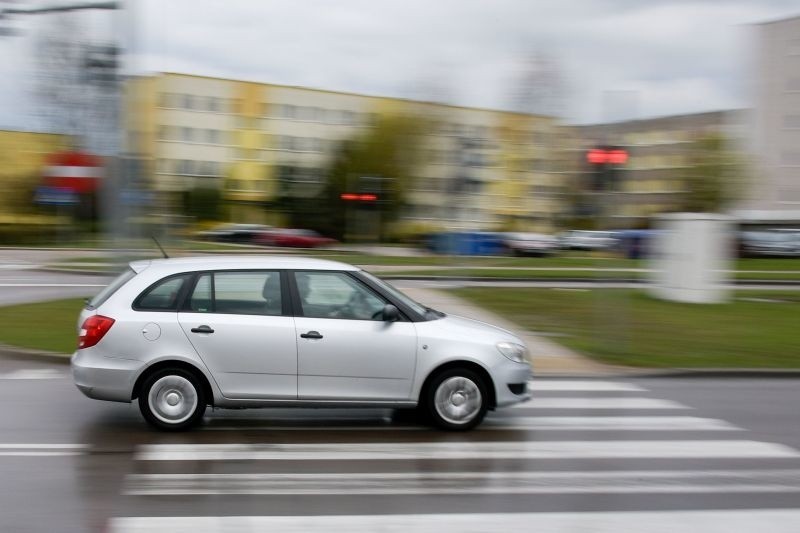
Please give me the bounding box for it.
[681,134,745,213]
[320,114,429,241]
[183,186,222,221]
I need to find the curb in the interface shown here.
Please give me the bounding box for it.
[0,343,70,365]
[531,368,800,379]
[36,267,116,276]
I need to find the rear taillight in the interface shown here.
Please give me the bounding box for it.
[78,315,115,349]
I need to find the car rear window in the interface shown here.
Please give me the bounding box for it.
[87,267,137,309]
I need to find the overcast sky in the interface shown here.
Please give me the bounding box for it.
[1,0,799,129]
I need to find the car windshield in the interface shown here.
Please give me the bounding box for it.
[359,271,437,319]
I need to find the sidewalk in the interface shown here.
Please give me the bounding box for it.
[401,287,629,377]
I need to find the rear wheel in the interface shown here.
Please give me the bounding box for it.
[138,368,206,431]
[425,368,487,431]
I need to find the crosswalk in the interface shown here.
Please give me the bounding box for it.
[0,368,67,380]
[104,378,800,532]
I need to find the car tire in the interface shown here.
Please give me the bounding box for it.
[425,368,488,431]
[138,368,206,431]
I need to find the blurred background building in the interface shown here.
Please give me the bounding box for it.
[571,110,746,228]
[126,73,566,237]
[746,14,800,216]
[0,128,68,241]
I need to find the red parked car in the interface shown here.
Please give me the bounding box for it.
[257,229,337,248]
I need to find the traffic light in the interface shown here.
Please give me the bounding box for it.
[340,193,378,202]
[586,146,627,191]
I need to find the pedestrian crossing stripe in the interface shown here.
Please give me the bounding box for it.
[122,468,800,496]
[135,440,799,462]
[203,415,740,432]
[107,509,800,533]
[512,397,689,409]
[0,369,66,380]
[526,380,647,392]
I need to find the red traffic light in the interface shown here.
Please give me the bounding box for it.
[607,149,628,165]
[586,148,628,165]
[340,193,378,201]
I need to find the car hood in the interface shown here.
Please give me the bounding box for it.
[433,313,525,345]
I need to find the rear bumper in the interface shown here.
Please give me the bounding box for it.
[71,349,143,403]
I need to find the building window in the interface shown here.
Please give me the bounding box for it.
[181,127,193,142]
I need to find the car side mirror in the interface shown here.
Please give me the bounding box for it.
[382,304,399,322]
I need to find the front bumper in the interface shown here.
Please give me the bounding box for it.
[71,349,143,403]
[492,359,532,408]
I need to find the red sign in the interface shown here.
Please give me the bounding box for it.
[42,151,104,194]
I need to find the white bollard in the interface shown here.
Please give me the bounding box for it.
[648,213,733,304]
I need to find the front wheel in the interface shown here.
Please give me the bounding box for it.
[425,368,487,431]
[138,368,206,431]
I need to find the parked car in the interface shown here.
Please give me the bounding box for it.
[614,229,658,259]
[257,228,337,248]
[196,223,272,244]
[740,230,800,257]
[558,230,617,251]
[71,256,532,431]
[502,232,559,256]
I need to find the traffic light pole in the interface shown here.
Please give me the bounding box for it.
[587,147,631,358]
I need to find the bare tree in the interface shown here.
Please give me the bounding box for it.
[509,50,566,117]
[33,11,119,154]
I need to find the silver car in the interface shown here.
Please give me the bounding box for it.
[71,256,532,431]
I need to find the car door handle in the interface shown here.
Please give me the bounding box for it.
[191,325,215,334]
[300,330,323,339]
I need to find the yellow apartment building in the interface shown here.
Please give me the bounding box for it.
[128,72,566,234]
[0,129,69,216]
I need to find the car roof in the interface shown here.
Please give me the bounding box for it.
[129,255,359,274]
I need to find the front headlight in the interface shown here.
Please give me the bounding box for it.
[496,341,528,363]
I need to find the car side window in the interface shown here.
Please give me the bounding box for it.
[294,271,386,321]
[187,271,283,316]
[189,274,213,312]
[135,275,189,311]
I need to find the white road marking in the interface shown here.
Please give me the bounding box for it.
[135,440,799,462]
[512,398,689,409]
[108,509,800,533]
[204,416,741,432]
[0,369,67,380]
[0,443,87,457]
[0,265,38,271]
[527,380,646,392]
[123,468,800,496]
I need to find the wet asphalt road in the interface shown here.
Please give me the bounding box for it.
[2,353,800,532]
